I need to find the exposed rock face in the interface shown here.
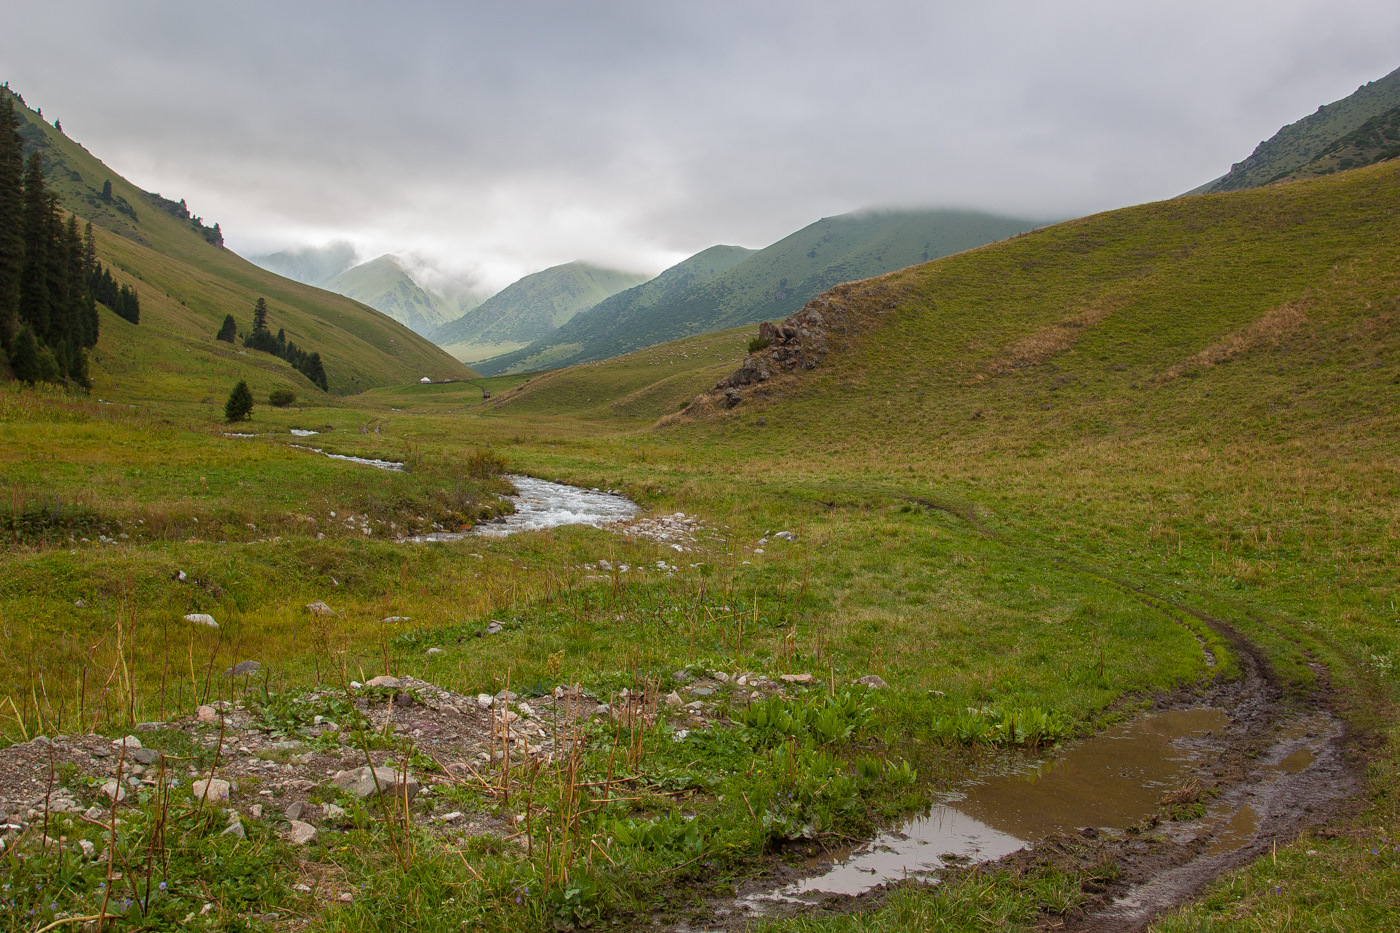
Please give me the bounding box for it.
[688,282,902,416]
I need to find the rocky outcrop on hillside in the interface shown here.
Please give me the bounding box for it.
[680,282,902,415]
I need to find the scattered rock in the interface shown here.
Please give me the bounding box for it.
[774,531,798,541]
[306,601,334,616]
[249,804,263,819]
[380,616,411,624]
[672,670,692,683]
[426,647,443,656]
[73,599,87,608]
[185,613,218,628]
[287,820,318,846]
[664,692,683,708]
[855,675,889,689]
[78,838,96,859]
[100,779,127,802]
[485,621,504,635]
[192,778,232,802]
[222,815,246,840]
[83,806,104,821]
[332,766,421,800]
[476,694,493,709]
[196,705,220,723]
[779,673,814,684]
[222,660,262,678]
[284,801,309,821]
[322,803,348,823]
[365,676,401,689]
[690,687,714,697]
[174,570,188,582]
[132,748,161,765]
[113,735,143,750]
[440,810,464,823]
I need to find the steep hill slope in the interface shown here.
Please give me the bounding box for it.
[321,254,457,337]
[1197,64,1400,193]
[692,161,1400,435]
[478,245,754,375]
[6,89,472,394]
[431,261,648,363]
[476,209,1040,375]
[1273,103,1400,183]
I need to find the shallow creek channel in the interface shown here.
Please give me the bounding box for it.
[405,474,638,540]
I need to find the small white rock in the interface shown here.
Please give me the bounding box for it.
[185,613,218,628]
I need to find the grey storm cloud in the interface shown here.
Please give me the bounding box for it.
[4,0,1400,290]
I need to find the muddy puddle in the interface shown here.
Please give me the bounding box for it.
[404,475,638,541]
[744,708,1230,909]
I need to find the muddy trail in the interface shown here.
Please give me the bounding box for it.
[672,495,1363,933]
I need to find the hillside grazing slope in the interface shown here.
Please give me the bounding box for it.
[321,254,457,337]
[8,91,472,394]
[691,160,1400,441]
[1199,65,1400,193]
[483,324,752,421]
[478,245,754,375]
[476,209,1040,375]
[432,261,649,363]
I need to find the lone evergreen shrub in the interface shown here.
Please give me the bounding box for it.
[268,388,295,407]
[224,380,254,422]
[216,314,237,343]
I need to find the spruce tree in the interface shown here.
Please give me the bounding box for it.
[7,324,38,382]
[224,380,254,422]
[0,94,23,349]
[216,314,237,342]
[18,153,49,338]
[252,297,269,334]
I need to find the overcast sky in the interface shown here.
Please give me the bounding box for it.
[5,1,1400,292]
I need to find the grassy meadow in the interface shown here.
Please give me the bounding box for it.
[3,162,1399,931]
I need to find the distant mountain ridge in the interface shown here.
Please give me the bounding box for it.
[321,255,457,337]
[431,261,649,363]
[249,242,357,286]
[474,209,1042,376]
[250,246,487,339]
[480,246,755,374]
[1196,65,1400,194]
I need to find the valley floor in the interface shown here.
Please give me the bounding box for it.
[1,366,1395,933]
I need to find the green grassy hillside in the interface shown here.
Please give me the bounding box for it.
[8,91,473,393]
[432,261,648,363]
[476,209,1040,374]
[321,254,458,337]
[478,245,754,375]
[1201,64,1400,192]
[484,323,751,419]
